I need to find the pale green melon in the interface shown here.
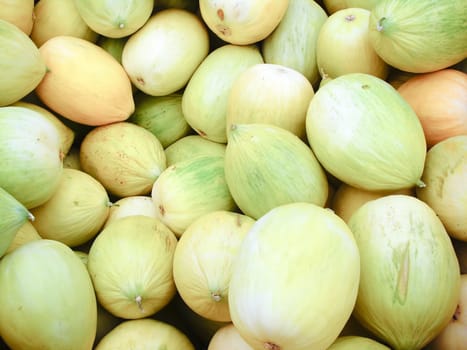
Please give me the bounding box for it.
[73,0,154,38]
[323,0,382,14]
[225,123,328,219]
[262,0,328,86]
[164,135,226,167]
[0,239,97,349]
[328,336,390,349]
[0,106,63,209]
[130,92,192,148]
[182,44,263,143]
[306,73,426,191]
[0,19,46,106]
[348,195,461,350]
[151,155,236,236]
[368,0,467,73]
[0,186,34,258]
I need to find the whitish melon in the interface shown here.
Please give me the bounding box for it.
[416,135,467,241]
[229,202,360,350]
[225,123,328,219]
[226,63,314,140]
[306,73,426,191]
[87,216,177,319]
[208,323,254,350]
[31,0,98,47]
[104,195,157,228]
[0,0,34,34]
[4,220,41,255]
[182,44,264,143]
[0,19,46,106]
[0,106,63,209]
[199,0,289,45]
[368,0,467,73]
[348,195,461,349]
[74,0,154,38]
[151,156,236,236]
[95,318,195,350]
[0,239,97,349]
[80,122,166,198]
[122,9,209,96]
[0,186,34,258]
[262,0,328,86]
[173,211,255,322]
[35,35,134,126]
[30,168,111,247]
[316,7,388,80]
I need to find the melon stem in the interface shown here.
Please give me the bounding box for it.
[376,17,386,32]
[415,179,426,188]
[27,212,35,222]
[264,342,280,350]
[135,295,143,311]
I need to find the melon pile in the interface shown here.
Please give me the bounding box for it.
[0,0,466,349]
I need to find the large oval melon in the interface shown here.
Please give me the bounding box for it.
[0,239,97,349]
[87,215,178,319]
[348,195,461,349]
[0,0,34,34]
[306,72,426,191]
[35,35,134,126]
[368,0,467,73]
[229,202,360,350]
[122,9,209,96]
[0,19,46,106]
[225,123,328,219]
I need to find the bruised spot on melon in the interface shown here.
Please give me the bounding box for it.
[265,342,281,350]
[217,8,224,20]
[216,24,231,36]
[345,14,356,22]
[158,204,165,216]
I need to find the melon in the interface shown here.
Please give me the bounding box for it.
[262,0,328,86]
[173,211,255,322]
[0,0,34,34]
[164,135,226,167]
[328,336,390,349]
[0,19,46,106]
[104,195,157,228]
[73,0,154,38]
[79,122,166,198]
[0,239,97,349]
[199,0,289,45]
[348,195,461,349]
[229,202,361,350]
[368,0,467,73]
[323,0,382,14]
[122,8,209,96]
[306,73,426,191]
[87,215,178,319]
[208,323,254,350]
[4,220,42,255]
[30,0,98,47]
[35,35,134,126]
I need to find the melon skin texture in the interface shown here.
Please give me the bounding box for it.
[208,323,254,350]
[87,215,178,319]
[225,123,328,219]
[0,0,34,35]
[229,202,361,350]
[306,72,426,191]
[73,0,154,38]
[0,106,63,209]
[35,35,135,126]
[348,195,461,350]
[122,9,209,97]
[415,135,467,241]
[262,0,328,86]
[328,335,390,349]
[368,0,467,73]
[182,44,264,143]
[0,239,97,350]
[164,135,226,167]
[0,19,46,106]
[323,0,382,14]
